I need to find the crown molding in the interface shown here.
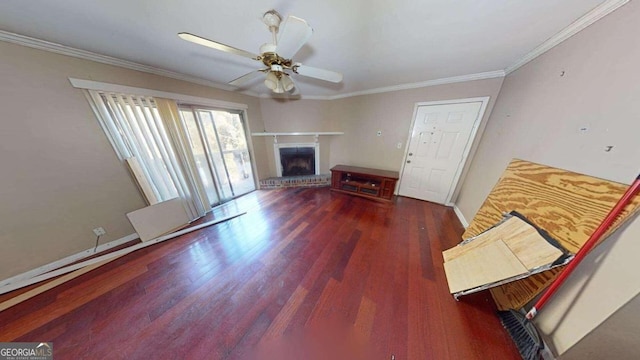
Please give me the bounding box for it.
[257,70,505,100]
[1,0,628,101]
[0,30,264,96]
[70,78,250,110]
[321,70,506,100]
[0,29,504,101]
[505,0,629,75]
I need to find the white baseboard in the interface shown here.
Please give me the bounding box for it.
[0,212,244,299]
[0,233,139,288]
[452,204,470,228]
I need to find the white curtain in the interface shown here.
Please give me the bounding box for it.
[85,90,209,220]
[155,97,211,216]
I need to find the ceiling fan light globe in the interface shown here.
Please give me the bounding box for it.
[264,72,279,90]
[281,75,295,92]
[273,79,285,93]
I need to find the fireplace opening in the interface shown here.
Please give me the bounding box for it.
[279,147,316,176]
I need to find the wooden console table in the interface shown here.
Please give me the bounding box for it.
[330,165,399,202]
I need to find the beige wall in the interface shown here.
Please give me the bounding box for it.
[328,78,504,200]
[0,41,267,279]
[9,4,636,352]
[257,98,335,177]
[454,1,640,356]
[1,36,502,281]
[562,292,640,359]
[257,79,504,189]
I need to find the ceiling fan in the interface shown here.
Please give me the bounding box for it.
[179,10,343,94]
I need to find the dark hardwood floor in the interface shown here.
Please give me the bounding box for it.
[0,188,521,359]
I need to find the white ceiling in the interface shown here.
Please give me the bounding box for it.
[0,0,611,97]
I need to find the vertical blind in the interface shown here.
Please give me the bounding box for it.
[86,90,208,220]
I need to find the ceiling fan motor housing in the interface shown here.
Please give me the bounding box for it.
[260,51,293,69]
[259,43,276,55]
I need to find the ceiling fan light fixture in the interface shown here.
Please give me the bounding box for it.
[273,78,285,93]
[280,74,295,92]
[264,71,279,90]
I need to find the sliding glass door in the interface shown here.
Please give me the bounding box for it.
[179,106,255,204]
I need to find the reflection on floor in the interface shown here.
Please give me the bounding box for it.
[0,187,520,359]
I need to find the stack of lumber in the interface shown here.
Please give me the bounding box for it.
[454,159,640,310]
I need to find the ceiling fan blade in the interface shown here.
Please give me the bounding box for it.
[294,64,343,83]
[276,16,313,59]
[178,32,259,60]
[228,70,265,86]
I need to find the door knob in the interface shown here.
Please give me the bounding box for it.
[406,160,411,163]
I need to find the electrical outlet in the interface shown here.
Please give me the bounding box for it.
[93,227,106,236]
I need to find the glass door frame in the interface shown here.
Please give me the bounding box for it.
[179,104,258,203]
[192,109,226,202]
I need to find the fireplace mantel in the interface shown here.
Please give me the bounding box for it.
[251,132,344,136]
[252,131,344,144]
[255,132,342,177]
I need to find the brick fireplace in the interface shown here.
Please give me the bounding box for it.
[252,132,344,190]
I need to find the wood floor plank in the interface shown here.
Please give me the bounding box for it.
[261,285,308,342]
[0,188,521,359]
[354,296,376,341]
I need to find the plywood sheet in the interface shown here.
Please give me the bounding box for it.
[463,159,640,310]
[126,198,189,242]
[489,268,562,311]
[444,240,528,294]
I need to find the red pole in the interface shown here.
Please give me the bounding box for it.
[526,174,640,320]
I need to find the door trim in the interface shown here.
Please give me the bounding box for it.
[397,96,491,204]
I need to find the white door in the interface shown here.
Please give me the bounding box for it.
[399,101,483,204]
